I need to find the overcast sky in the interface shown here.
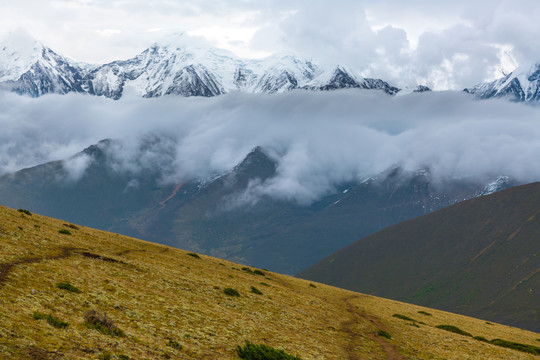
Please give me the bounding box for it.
[1,0,540,89]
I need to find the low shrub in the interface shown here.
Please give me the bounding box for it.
[259,282,270,287]
[18,209,32,216]
[84,310,124,336]
[435,325,472,337]
[58,229,72,235]
[223,287,240,297]
[250,286,263,295]
[236,341,302,360]
[63,223,79,230]
[56,282,81,293]
[166,339,183,350]
[309,284,317,288]
[32,311,69,329]
[99,352,111,360]
[392,314,417,322]
[377,329,391,339]
[474,336,489,342]
[186,252,200,259]
[253,270,265,276]
[490,339,540,355]
[417,310,432,316]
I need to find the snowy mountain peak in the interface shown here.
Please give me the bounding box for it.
[465,62,540,103]
[0,30,402,99]
[0,28,45,82]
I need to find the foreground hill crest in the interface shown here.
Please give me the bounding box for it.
[1,205,539,359]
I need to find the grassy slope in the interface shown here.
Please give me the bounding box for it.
[0,205,539,359]
[298,182,540,332]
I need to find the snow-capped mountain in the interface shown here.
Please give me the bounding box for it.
[464,63,540,102]
[0,30,400,99]
[0,28,87,96]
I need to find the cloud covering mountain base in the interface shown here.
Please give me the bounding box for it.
[1,89,539,204]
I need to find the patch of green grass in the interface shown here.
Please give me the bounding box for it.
[490,339,540,355]
[223,287,240,297]
[186,252,200,259]
[392,314,417,322]
[99,352,112,360]
[474,336,489,342]
[56,282,81,293]
[377,329,391,339]
[58,229,71,235]
[250,286,263,295]
[17,209,32,216]
[417,310,432,316]
[117,355,130,360]
[435,325,472,337]
[259,282,270,287]
[84,310,124,337]
[32,311,69,329]
[166,339,183,350]
[236,341,302,360]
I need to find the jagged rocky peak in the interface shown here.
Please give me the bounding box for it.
[465,62,540,102]
[0,29,401,99]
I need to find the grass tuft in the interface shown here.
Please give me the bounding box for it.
[84,310,124,336]
[56,282,81,293]
[435,325,472,337]
[166,339,183,350]
[417,310,432,316]
[58,229,71,235]
[236,341,302,360]
[250,286,263,295]
[474,336,489,342]
[309,284,317,288]
[186,252,200,259]
[17,209,32,216]
[32,311,69,329]
[223,287,240,297]
[490,339,540,355]
[392,314,417,322]
[377,329,391,339]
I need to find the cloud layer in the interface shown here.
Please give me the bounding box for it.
[2,90,540,203]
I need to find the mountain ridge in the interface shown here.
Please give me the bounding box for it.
[298,182,540,332]
[0,30,401,99]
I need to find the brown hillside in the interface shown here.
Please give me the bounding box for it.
[0,205,539,359]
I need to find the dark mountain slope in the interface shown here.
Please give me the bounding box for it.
[298,182,540,332]
[0,139,175,232]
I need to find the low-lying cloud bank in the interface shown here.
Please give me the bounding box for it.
[1,89,539,203]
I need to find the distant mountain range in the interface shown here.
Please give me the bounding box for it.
[0,29,400,99]
[298,182,540,332]
[4,29,540,102]
[0,140,516,274]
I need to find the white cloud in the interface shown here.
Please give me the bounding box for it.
[1,90,540,204]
